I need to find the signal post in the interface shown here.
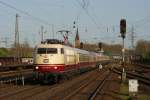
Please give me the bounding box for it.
[120,19,126,83]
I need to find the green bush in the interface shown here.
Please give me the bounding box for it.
[0,48,11,57]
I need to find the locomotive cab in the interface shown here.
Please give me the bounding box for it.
[34,44,65,73]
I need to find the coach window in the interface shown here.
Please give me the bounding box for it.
[47,48,57,54]
[61,48,64,54]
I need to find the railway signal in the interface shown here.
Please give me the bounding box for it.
[120,19,126,38]
[98,42,102,51]
[120,18,127,83]
[80,42,83,48]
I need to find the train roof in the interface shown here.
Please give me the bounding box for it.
[36,43,64,48]
[36,39,99,55]
[41,39,64,44]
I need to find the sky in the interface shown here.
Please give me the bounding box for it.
[0,0,150,48]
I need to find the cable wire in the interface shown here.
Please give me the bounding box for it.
[0,1,53,26]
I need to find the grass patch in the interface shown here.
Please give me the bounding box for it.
[119,83,131,100]
[120,83,128,95]
[119,83,150,100]
[138,94,150,100]
[0,48,11,56]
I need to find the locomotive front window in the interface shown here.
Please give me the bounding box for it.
[47,48,57,54]
[37,48,46,54]
[37,48,57,54]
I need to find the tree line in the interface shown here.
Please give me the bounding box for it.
[0,39,150,63]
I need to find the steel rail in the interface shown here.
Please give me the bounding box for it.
[113,68,150,85]
[88,71,112,100]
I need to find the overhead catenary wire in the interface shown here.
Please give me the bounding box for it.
[75,0,106,33]
[0,0,53,26]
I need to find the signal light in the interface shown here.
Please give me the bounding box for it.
[98,42,102,50]
[80,42,83,49]
[120,19,126,38]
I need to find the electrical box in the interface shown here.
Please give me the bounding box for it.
[129,79,138,93]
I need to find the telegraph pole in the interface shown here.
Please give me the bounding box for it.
[52,24,54,39]
[131,26,135,50]
[15,14,20,57]
[15,14,19,47]
[41,25,44,42]
[39,25,47,42]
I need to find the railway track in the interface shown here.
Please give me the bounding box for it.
[62,70,111,100]
[0,68,100,100]
[88,71,112,100]
[0,85,40,100]
[58,67,121,100]
[0,69,33,78]
[0,64,33,72]
[113,67,150,85]
[0,69,34,87]
[62,68,120,100]
[29,69,102,100]
[133,63,150,69]
[0,84,60,100]
[0,64,120,100]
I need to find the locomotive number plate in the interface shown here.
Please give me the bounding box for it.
[43,59,49,63]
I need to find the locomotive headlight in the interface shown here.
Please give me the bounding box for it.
[35,66,39,70]
[54,66,58,69]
